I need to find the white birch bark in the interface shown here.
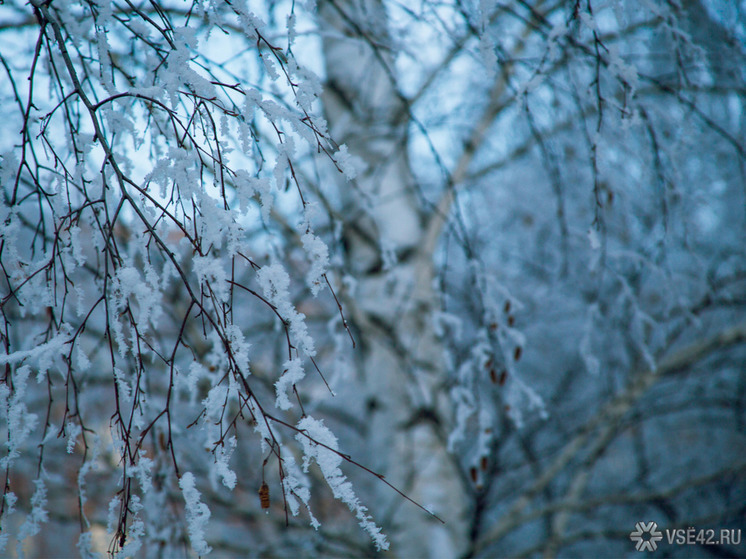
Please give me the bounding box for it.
[318,1,470,555]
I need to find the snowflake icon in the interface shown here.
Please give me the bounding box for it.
[630,521,663,552]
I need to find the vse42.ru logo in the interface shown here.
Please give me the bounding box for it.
[666,527,741,546]
[631,522,742,552]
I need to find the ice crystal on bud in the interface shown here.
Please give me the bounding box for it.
[275,358,305,410]
[301,231,329,296]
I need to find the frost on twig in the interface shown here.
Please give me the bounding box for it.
[296,416,389,551]
[179,472,212,556]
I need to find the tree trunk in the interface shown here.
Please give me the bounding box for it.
[318,0,469,555]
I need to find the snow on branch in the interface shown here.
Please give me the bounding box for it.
[295,416,389,551]
[179,472,212,556]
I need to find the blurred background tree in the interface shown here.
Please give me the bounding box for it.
[1,0,745,557]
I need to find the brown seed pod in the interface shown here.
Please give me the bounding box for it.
[470,467,478,483]
[504,300,511,314]
[507,315,515,327]
[259,481,270,509]
[480,456,488,471]
[498,369,508,386]
[489,368,498,384]
[514,346,522,361]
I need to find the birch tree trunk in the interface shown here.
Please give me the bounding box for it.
[318,1,469,555]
